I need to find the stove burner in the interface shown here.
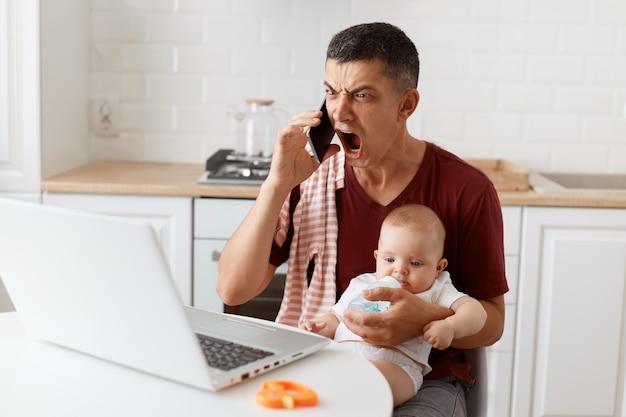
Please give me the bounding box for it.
[198,149,270,185]
[222,161,270,178]
[225,152,272,164]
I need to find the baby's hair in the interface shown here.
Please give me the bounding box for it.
[383,204,446,254]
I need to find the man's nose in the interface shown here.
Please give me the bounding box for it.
[330,93,353,123]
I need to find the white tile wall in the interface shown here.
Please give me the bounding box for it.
[89,0,626,173]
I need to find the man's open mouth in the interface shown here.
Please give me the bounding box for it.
[338,131,361,153]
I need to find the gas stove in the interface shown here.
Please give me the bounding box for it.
[197,149,271,185]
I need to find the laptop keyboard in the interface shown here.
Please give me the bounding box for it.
[197,334,275,371]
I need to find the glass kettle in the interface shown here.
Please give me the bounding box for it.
[228,99,286,159]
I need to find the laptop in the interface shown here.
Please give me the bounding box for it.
[0,198,328,391]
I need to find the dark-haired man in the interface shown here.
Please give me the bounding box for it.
[218,22,507,416]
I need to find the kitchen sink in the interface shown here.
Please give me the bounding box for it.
[530,172,626,194]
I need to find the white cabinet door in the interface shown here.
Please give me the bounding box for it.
[42,193,193,305]
[487,206,521,417]
[193,198,255,312]
[193,198,288,314]
[513,207,626,417]
[0,0,41,196]
[193,239,225,312]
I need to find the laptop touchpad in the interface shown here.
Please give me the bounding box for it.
[200,319,275,342]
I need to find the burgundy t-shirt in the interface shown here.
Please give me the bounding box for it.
[271,142,508,381]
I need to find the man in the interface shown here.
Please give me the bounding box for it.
[218,22,507,416]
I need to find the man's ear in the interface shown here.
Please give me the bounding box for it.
[398,88,419,119]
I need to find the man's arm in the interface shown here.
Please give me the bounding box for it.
[342,288,504,349]
[451,295,504,349]
[216,181,287,306]
[217,110,340,306]
[342,287,452,346]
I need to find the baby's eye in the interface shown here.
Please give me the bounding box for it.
[384,257,395,264]
[411,260,422,267]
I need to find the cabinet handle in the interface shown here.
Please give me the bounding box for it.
[212,250,221,262]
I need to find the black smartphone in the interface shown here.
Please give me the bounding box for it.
[307,99,335,163]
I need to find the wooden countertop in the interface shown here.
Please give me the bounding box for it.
[41,160,626,208]
[41,160,260,199]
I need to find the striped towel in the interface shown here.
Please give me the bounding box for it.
[274,152,346,326]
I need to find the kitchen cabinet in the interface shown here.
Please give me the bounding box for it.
[512,207,626,417]
[193,198,256,313]
[0,0,89,198]
[42,193,193,305]
[193,197,287,317]
[0,0,40,200]
[0,0,89,311]
[0,0,40,312]
[487,205,522,417]
[192,198,249,312]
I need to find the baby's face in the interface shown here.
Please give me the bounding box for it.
[374,225,445,294]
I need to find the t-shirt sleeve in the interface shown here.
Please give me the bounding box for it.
[455,182,508,299]
[423,144,509,301]
[434,274,468,308]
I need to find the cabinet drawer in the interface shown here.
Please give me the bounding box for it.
[194,198,254,239]
[193,239,224,312]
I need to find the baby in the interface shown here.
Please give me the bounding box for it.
[300,204,487,406]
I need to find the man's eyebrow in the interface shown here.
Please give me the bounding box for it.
[323,81,336,92]
[323,81,373,94]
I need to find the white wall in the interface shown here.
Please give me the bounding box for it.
[88,0,626,173]
[41,0,91,179]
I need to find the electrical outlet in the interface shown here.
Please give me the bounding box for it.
[92,99,120,137]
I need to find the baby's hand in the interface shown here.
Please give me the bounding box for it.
[299,320,328,334]
[423,319,454,350]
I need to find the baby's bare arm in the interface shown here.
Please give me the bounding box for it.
[423,296,487,350]
[299,312,341,339]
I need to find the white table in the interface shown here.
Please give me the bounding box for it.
[0,312,392,416]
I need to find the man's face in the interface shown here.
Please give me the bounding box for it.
[323,58,409,167]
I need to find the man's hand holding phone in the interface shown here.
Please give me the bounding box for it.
[306,99,336,163]
[266,100,339,191]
